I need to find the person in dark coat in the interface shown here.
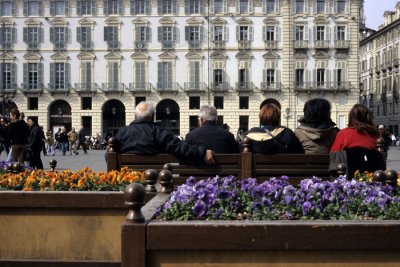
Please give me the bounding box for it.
[245,103,304,154]
[0,117,10,157]
[77,126,88,154]
[111,101,214,164]
[27,118,44,169]
[7,108,30,163]
[186,105,239,153]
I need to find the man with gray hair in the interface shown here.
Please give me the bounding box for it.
[112,101,214,164]
[186,105,239,153]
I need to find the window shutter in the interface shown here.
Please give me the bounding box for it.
[262,25,266,41]
[313,69,317,83]
[157,0,162,14]
[38,1,44,16]
[23,28,28,43]
[185,26,189,41]
[172,0,177,14]
[158,26,162,42]
[23,1,28,16]
[157,62,162,84]
[304,0,309,14]
[293,26,296,40]
[224,25,229,41]
[23,63,28,86]
[50,63,55,86]
[263,69,267,82]
[11,28,16,43]
[119,0,124,14]
[326,25,330,41]
[145,0,151,14]
[130,0,135,14]
[313,26,317,40]
[223,0,227,13]
[345,0,350,14]
[333,69,337,84]
[235,0,240,14]
[50,1,55,15]
[210,0,214,13]
[199,26,204,42]
[346,25,350,40]
[38,63,43,85]
[50,27,55,43]
[104,0,109,15]
[92,0,97,15]
[65,63,71,87]
[326,69,330,83]
[333,26,337,41]
[77,27,82,43]
[249,0,254,14]
[12,2,16,15]
[249,26,253,41]
[172,26,177,41]
[292,0,296,13]
[236,25,239,41]
[276,25,281,41]
[304,26,309,40]
[275,0,280,13]
[11,63,16,86]
[262,0,266,13]
[276,69,281,83]
[333,0,337,13]
[325,0,330,13]
[199,0,204,13]
[66,27,70,44]
[39,28,44,43]
[104,27,109,41]
[185,0,190,14]
[145,26,151,42]
[0,64,3,87]
[210,25,215,41]
[65,0,70,15]
[77,0,81,15]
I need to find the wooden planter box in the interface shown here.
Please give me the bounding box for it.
[122,193,400,267]
[0,191,155,267]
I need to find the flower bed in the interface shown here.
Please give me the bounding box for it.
[157,175,400,221]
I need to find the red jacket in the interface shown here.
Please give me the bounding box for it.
[330,127,377,152]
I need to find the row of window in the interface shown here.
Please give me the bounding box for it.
[0,24,349,51]
[0,0,349,17]
[0,62,348,92]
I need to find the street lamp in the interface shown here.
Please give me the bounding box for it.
[1,20,6,119]
[285,107,291,128]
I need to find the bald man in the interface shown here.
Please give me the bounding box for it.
[112,101,214,165]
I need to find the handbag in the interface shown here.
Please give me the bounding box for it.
[25,146,32,162]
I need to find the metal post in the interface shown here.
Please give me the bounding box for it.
[1,21,5,119]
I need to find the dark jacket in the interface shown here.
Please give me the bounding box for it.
[59,132,68,143]
[245,125,304,154]
[7,120,29,145]
[114,119,205,160]
[185,122,239,153]
[78,129,86,142]
[28,124,45,152]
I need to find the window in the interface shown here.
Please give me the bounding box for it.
[189,97,200,109]
[189,116,198,131]
[239,0,249,13]
[214,69,224,85]
[214,0,224,13]
[135,61,147,89]
[23,63,43,90]
[104,0,123,15]
[50,27,68,50]
[158,0,176,14]
[135,26,151,42]
[0,27,16,50]
[77,26,92,50]
[295,69,304,85]
[316,26,325,41]
[337,0,345,14]
[238,25,250,41]
[135,97,146,106]
[24,0,43,16]
[23,27,42,50]
[239,96,249,109]
[189,61,201,89]
[131,0,150,14]
[104,26,119,49]
[82,97,92,110]
[317,0,324,13]
[337,69,343,86]
[214,96,224,109]
[28,97,38,110]
[50,0,69,15]
[213,25,223,41]
[1,1,14,16]
[337,26,345,40]
[185,26,203,49]
[265,69,275,84]
[82,117,92,136]
[80,62,92,87]
[77,0,96,15]
[316,69,325,86]
[265,26,275,41]
[186,0,203,14]
[158,26,177,49]
[50,63,70,90]
[295,26,304,40]
[108,62,119,88]
[239,116,249,132]
[157,62,173,89]
[0,63,16,90]
[266,0,275,14]
[295,0,304,14]
[238,68,249,86]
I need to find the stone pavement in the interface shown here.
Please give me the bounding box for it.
[0,147,399,173]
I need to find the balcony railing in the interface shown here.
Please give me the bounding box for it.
[238,40,251,50]
[260,82,281,92]
[74,83,97,93]
[80,41,93,51]
[333,81,351,91]
[294,82,351,91]
[48,83,71,92]
[134,41,148,50]
[294,81,306,91]
[293,40,308,49]
[188,40,202,50]
[212,40,225,50]
[335,40,350,49]
[210,82,230,92]
[264,40,278,50]
[161,41,175,50]
[1,42,14,51]
[314,40,329,49]
[101,83,125,92]
[156,82,179,91]
[0,83,18,92]
[393,58,399,67]
[128,82,151,92]
[107,41,120,50]
[26,42,40,51]
[380,63,386,71]
[236,82,254,92]
[53,41,66,51]
[184,82,206,91]
[20,83,44,92]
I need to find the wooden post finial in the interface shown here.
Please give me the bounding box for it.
[242,136,251,153]
[144,169,158,192]
[162,163,173,172]
[336,163,347,177]
[124,183,146,223]
[373,170,386,183]
[158,169,173,194]
[107,137,116,152]
[385,169,398,187]
[49,159,57,172]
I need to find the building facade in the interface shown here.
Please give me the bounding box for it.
[360,3,400,136]
[0,0,362,137]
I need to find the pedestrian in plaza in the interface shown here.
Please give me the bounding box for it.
[378,125,391,152]
[111,101,214,164]
[39,126,47,156]
[67,127,79,155]
[59,127,69,156]
[54,128,61,153]
[77,126,88,154]
[46,129,55,156]
[0,117,10,157]
[7,108,30,163]
[186,105,239,153]
[27,118,44,169]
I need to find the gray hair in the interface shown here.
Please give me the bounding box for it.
[135,101,156,121]
[199,105,218,123]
